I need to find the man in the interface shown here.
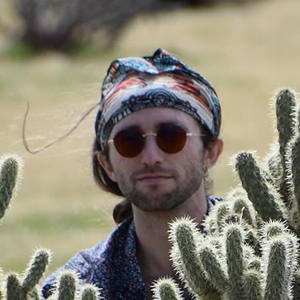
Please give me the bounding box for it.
[42,48,223,299]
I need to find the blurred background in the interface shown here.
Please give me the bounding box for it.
[0,0,300,276]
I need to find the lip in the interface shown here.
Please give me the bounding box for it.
[136,174,172,184]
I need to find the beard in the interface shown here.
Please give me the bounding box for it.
[116,153,206,212]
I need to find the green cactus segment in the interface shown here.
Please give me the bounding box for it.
[266,151,283,190]
[247,259,261,272]
[152,278,183,300]
[232,199,254,227]
[80,284,101,300]
[216,203,230,232]
[235,151,286,222]
[263,221,287,240]
[276,89,296,155]
[6,273,24,300]
[0,155,22,220]
[28,288,42,300]
[293,280,300,300]
[203,201,230,235]
[57,271,77,300]
[243,270,263,300]
[22,249,50,293]
[291,136,300,220]
[169,218,219,298]
[263,239,287,300]
[284,236,299,299]
[276,89,296,201]
[225,224,245,300]
[198,246,228,293]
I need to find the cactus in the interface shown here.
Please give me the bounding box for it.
[0,155,23,220]
[56,270,77,300]
[235,151,287,223]
[80,284,101,300]
[276,89,296,202]
[22,250,51,294]
[152,278,183,300]
[0,154,101,300]
[157,217,299,300]
[154,88,300,300]
[169,217,221,299]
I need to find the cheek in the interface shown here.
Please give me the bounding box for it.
[109,150,135,179]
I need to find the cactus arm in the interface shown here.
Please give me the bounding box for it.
[232,198,255,227]
[6,273,25,300]
[28,288,42,300]
[263,239,287,300]
[169,218,221,299]
[80,284,102,300]
[224,224,245,300]
[235,151,287,222]
[243,270,263,300]
[0,155,23,220]
[276,89,296,201]
[56,270,78,300]
[22,249,51,294]
[152,278,183,300]
[288,135,300,231]
[198,245,229,293]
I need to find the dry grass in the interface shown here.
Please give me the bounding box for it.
[1,0,300,275]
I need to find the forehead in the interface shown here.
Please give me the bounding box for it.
[110,107,200,135]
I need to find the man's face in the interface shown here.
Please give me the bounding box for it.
[102,107,213,212]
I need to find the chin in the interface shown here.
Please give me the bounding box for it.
[131,193,187,213]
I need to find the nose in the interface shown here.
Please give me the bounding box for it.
[141,135,164,166]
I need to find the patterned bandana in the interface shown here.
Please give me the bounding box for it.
[95,48,221,150]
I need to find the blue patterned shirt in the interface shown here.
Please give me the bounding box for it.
[42,197,222,299]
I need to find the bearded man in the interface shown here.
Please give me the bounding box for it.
[42,48,223,300]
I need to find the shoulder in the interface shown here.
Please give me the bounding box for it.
[42,218,135,299]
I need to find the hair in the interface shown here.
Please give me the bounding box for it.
[92,124,219,224]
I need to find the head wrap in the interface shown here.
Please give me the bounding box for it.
[95,48,221,150]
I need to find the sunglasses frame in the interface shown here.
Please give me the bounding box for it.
[107,123,205,158]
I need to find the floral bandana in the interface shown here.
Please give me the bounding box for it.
[95,48,221,150]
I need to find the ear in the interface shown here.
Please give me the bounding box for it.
[97,153,117,182]
[204,138,223,170]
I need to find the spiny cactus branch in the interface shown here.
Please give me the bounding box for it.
[0,155,23,220]
[235,151,287,223]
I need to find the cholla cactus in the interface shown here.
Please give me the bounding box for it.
[154,88,300,300]
[155,217,298,300]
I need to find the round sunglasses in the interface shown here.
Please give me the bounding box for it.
[107,123,204,158]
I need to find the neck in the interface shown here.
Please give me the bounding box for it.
[132,183,208,295]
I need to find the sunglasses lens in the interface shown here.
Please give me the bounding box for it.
[157,124,187,153]
[113,128,144,158]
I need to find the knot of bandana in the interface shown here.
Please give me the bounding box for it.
[95,48,221,150]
